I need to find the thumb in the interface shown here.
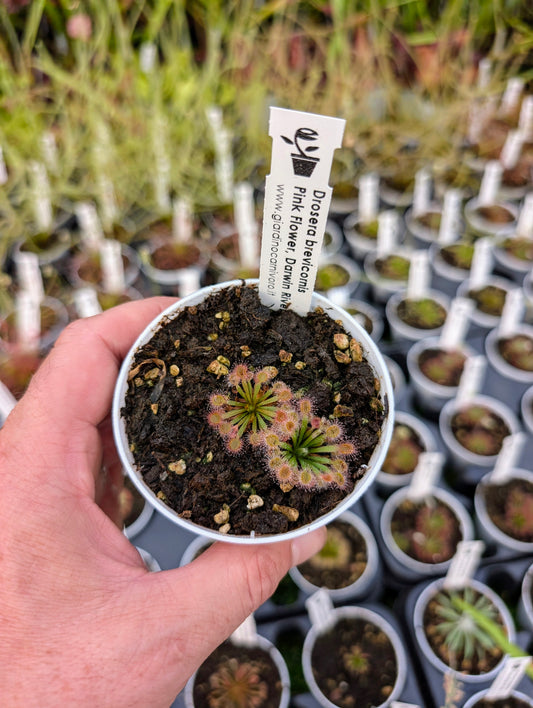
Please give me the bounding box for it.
[146,528,326,680]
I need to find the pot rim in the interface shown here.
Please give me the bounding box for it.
[340,298,384,343]
[493,232,533,274]
[413,576,515,682]
[139,239,208,285]
[404,204,444,245]
[385,288,451,342]
[112,279,394,545]
[474,467,533,552]
[456,275,516,330]
[288,509,379,600]
[376,409,437,488]
[464,197,519,236]
[184,632,291,708]
[406,335,476,400]
[439,394,521,468]
[363,246,413,293]
[485,325,533,384]
[462,689,533,708]
[521,562,533,629]
[520,385,533,435]
[429,240,472,283]
[380,485,474,575]
[302,604,407,708]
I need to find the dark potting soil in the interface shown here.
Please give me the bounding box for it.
[468,285,507,317]
[310,616,398,708]
[151,242,202,270]
[415,210,441,232]
[483,478,533,543]
[122,284,385,536]
[451,405,511,457]
[472,699,532,708]
[390,497,462,564]
[440,242,474,270]
[418,347,467,387]
[498,334,533,372]
[296,519,368,590]
[2,304,59,341]
[374,254,410,281]
[381,422,425,476]
[192,640,283,708]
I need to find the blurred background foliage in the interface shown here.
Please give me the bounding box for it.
[0,0,532,256]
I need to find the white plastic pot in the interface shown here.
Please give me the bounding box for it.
[439,394,521,472]
[379,180,414,209]
[184,633,291,708]
[343,212,405,262]
[406,336,476,416]
[518,562,533,632]
[315,254,361,305]
[376,410,438,491]
[112,280,394,545]
[429,241,472,299]
[484,325,533,407]
[139,240,207,295]
[457,275,516,332]
[464,197,518,238]
[380,486,474,581]
[341,299,384,343]
[413,577,515,683]
[383,355,407,404]
[70,244,140,290]
[385,288,450,343]
[302,605,407,708]
[493,233,533,281]
[320,220,345,260]
[288,510,379,602]
[404,205,444,249]
[520,385,533,435]
[363,247,413,305]
[474,468,533,555]
[462,689,533,708]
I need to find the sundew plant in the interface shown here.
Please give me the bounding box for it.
[208,364,355,490]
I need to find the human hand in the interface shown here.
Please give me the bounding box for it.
[0,298,326,708]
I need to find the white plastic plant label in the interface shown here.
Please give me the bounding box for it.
[0,380,16,420]
[499,130,523,170]
[98,175,118,231]
[376,209,398,257]
[233,182,259,270]
[485,656,532,699]
[0,145,7,185]
[14,252,44,304]
[477,58,492,90]
[139,42,157,74]
[456,355,486,404]
[179,269,201,297]
[478,160,502,207]
[75,202,104,251]
[100,240,125,294]
[207,107,233,203]
[390,703,421,708]
[358,172,379,223]
[41,131,58,174]
[230,614,258,648]
[490,433,526,485]
[500,77,524,117]
[406,250,430,300]
[498,287,524,338]
[439,297,473,349]
[306,588,335,632]
[16,292,41,350]
[517,192,533,237]
[519,95,533,139]
[443,540,485,590]
[153,114,171,214]
[412,167,432,217]
[172,198,193,243]
[407,451,444,501]
[74,287,102,318]
[469,237,493,290]
[30,161,53,233]
[438,188,462,245]
[258,107,345,315]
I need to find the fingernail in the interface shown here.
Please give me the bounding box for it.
[291,527,327,566]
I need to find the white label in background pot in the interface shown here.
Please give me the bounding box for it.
[139,42,157,74]
[517,192,533,237]
[443,540,485,590]
[14,252,44,304]
[412,167,432,217]
[41,131,58,175]
[438,188,462,245]
[152,114,171,214]
[439,297,473,349]
[16,292,40,350]
[0,380,16,419]
[207,106,234,203]
[377,209,398,257]
[98,174,118,232]
[390,703,421,708]
[498,288,524,338]
[100,240,125,294]
[230,615,258,648]
[519,95,533,139]
[172,198,193,243]
[485,656,532,700]
[234,182,259,270]
[500,130,524,170]
[406,451,444,501]
[469,237,493,290]
[500,77,524,117]
[489,433,526,485]
[358,172,379,223]
[306,588,335,632]
[0,145,7,185]
[258,107,345,315]
[75,202,104,251]
[179,270,201,297]
[477,58,492,90]
[29,161,53,233]
[468,102,490,144]
[74,287,102,318]
[456,355,487,404]
[478,161,502,207]
[406,250,430,300]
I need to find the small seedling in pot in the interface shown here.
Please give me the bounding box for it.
[397,297,447,330]
[204,657,269,708]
